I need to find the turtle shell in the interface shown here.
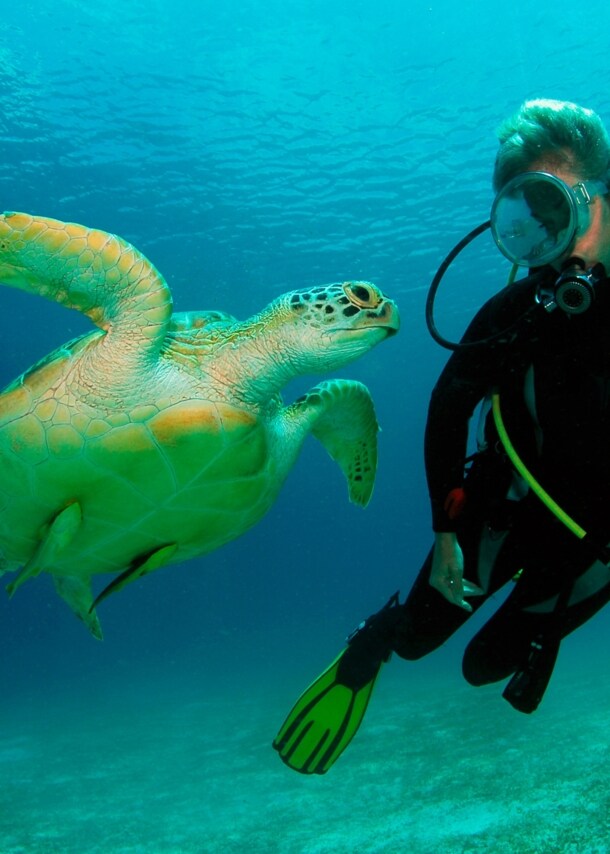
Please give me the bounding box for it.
[0,337,280,579]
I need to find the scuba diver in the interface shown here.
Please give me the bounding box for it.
[273,98,610,774]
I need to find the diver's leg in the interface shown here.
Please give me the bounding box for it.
[392,548,471,659]
[462,598,536,686]
[392,517,517,660]
[462,523,610,688]
[557,560,610,637]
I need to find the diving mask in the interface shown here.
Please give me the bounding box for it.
[490,171,608,267]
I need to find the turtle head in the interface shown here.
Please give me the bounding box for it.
[270,280,400,372]
[212,281,399,404]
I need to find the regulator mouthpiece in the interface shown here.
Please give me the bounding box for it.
[536,258,606,315]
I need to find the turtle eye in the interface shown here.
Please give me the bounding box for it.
[343,281,381,309]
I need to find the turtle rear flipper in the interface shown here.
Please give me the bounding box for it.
[285,379,379,506]
[4,502,102,638]
[54,576,103,640]
[90,543,178,612]
[6,502,83,597]
[53,543,178,638]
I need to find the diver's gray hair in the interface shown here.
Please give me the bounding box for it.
[493,98,610,191]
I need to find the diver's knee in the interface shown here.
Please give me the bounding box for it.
[392,626,447,661]
[393,641,430,661]
[462,650,490,686]
[462,637,516,686]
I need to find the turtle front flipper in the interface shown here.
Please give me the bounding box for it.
[284,379,379,507]
[0,213,172,366]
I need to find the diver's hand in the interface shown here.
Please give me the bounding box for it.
[429,532,483,612]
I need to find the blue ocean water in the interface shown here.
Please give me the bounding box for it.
[2,1,610,851]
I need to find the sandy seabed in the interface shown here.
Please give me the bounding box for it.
[1,650,609,854]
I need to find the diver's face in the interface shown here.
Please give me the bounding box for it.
[528,160,610,272]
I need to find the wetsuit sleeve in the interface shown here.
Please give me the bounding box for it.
[425,312,495,530]
[424,276,540,532]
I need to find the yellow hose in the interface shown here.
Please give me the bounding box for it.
[491,392,587,540]
[506,263,519,286]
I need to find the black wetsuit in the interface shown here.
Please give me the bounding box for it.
[392,268,610,706]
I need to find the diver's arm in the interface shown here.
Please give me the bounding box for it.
[425,344,496,532]
[424,282,539,608]
[424,276,539,532]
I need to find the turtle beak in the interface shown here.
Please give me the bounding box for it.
[368,299,400,335]
[385,301,400,334]
[339,300,400,337]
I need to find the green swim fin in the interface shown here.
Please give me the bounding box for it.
[273,592,400,774]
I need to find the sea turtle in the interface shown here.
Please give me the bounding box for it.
[0,213,399,639]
